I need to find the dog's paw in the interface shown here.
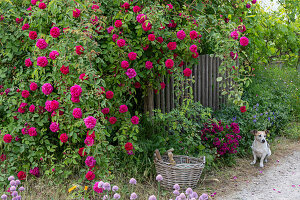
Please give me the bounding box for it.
[264,159,268,163]
[250,161,256,165]
[260,163,264,168]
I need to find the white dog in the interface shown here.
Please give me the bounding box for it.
[250,130,271,168]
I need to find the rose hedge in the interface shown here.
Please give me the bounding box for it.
[0,0,254,182]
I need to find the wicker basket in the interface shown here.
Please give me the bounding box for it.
[154,149,205,190]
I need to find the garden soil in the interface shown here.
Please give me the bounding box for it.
[208,138,300,200]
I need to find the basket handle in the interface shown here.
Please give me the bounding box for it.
[155,149,162,160]
[167,149,176,165]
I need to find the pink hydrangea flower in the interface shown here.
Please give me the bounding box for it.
[36,39,48,49]
[117,39,126,47]
[177,30,186,40]
[25,58,33,67]
[119,105,128,113]
[50,27,60,38]
[128,52,137,60]
[125,68,137,79]
[121,61,129,69]
[42,83,53,95]
[37,56,48,67]
[189,45,197,53]
[145,61,153,69]
[84,116,97,129]
[73,108,82,119]
[50,122,59,132]
[70,84,82,97]
[49,51,59,60]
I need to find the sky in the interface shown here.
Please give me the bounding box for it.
[259,0,281,11]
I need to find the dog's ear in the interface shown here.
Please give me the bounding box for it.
[250,130,258,135]
[265,130,269,135]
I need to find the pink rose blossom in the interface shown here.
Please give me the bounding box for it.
[37,56,48,67]
[28,127,37,136]
[177,30,186,40]
[142,21,152,31]
[119,105,128,113]
[128,52,137,60]
[230,31,239,40]
[117,39,126,47]
[25,58,33,67]
[115,20,122,28]
[29,105,35,112]
[50,122,59,132]
[189,44,197,53]
[125,68,137,79]
[131,116,139,124]
[240,37,249,46]
[49,51,59,60]
[21,90,30,98]
[73,9,81,18]
[84,116,97,129]
[136,14,147,23]
[70,84,82,97]
[22,24,30,31]
[165,59,174,69]
[30,82,38,91]
[50,27,60,38]
[121,61,129,69]
[73,108,82,119]
[189,30,198,40]
[133,6,141,13]
[36,39,48,49]
[107,26,114,34]
[145,61,153,69]
[42,83,53,95]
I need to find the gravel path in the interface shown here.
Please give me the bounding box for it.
[217,150,300,200]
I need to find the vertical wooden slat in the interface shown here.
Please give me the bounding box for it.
[166,76,170,113]
[201,55,205,106]
[193,64,197,102]
[198,57,201,102]
[161,76,165,113]
[156,89,160,110]
[208,55,213,108]
[216,58,220,110]
[205,54,209,107]
[179,66,183,106]
[212,56,217,111]
[170,76,174,110]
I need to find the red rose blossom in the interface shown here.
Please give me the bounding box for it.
[240,106,247,113]
[148,34,155,41]
[21,90,30,98]
[17,171,26,180]
[85,171,95,181]
[167,42,177,50]
[29,31,37,40]
[73,9,81,18]
[109,117,117,124]
[106,91,114,99]
[124,142,133,151]
[75,45,84,55]
[60,133,68,143]
[128,52,137,60]
[115,20,122,28]
[78,147,87,157]
[101,108,109,115]
[165,59,174,69]
[121,61,129,69]
[3,134,13,143]
[38,2,46,9]
[131,116,139,124]
[60,65,69,75]
[50,27,60,38]
[183,68,192,77]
